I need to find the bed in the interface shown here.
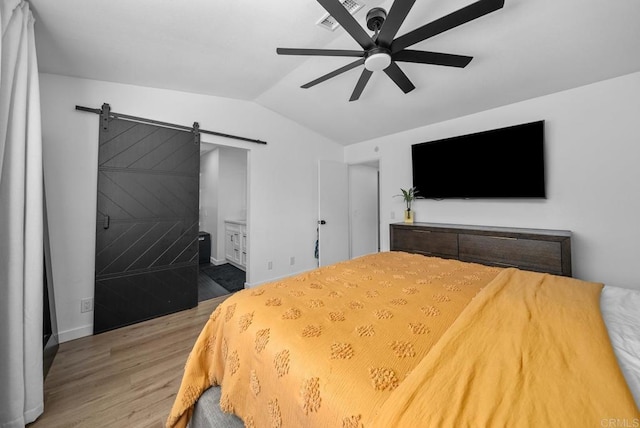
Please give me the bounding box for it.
[167,226,640,427]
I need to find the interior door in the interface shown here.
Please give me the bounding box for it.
[318,160,349,266]
[94,117,199,334]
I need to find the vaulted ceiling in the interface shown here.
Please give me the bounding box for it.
[29,0,640,145]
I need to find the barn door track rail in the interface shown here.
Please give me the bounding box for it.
[76,103,267,145]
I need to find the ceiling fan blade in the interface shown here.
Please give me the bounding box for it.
[383,62,415,94]
[317,0,376,50]
[301,58,365,89]
[377,0,416,47]
[391,0,505,53]
[349,69,373,101]
[277,48,365,57]
[393,50,473,67]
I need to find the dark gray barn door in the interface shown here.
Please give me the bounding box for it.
[94,117,199,334]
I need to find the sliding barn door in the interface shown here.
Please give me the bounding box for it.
[94,117,199,333]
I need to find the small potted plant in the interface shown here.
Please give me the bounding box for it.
[396,187,417,223]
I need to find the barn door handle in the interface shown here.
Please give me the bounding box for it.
[103,214,110,229]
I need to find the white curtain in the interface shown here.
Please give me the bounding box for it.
[0,0,44,427]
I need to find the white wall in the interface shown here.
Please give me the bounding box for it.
[219,146,247,216]
[345,71,640,291]
[199,148,220,262]
[40,73,343,342]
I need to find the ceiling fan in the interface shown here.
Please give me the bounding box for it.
[277,0,505,101]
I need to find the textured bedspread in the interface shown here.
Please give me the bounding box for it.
[167,252,501,427]
[167,252,639,427]
[370,268,639,426]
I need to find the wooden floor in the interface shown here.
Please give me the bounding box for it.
[28,295,231,428]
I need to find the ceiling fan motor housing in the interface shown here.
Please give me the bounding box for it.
[364,7,391,71]
[366,7,387,31]
[364,47,391,71]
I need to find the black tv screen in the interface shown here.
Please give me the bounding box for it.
[411,121,546,199]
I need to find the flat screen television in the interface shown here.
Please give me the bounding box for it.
[411,120,546,199]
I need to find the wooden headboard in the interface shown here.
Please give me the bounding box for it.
[390,222,572,277]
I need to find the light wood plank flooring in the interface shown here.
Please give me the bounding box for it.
[28,295,231,428]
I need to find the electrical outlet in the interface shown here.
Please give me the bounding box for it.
[290,256,295,266]
[81,298,93,313]
[390,211,396,220]
[268,261,273,270]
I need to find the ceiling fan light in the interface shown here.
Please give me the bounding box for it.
[364,52,391,72]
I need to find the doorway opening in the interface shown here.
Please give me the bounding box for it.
[348,160,380,259]
[198,143,249,301]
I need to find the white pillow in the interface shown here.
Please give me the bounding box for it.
[601,285,640,408]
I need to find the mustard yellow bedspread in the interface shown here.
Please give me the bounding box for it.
[167,253,639,428]
[166,252,501,427]
[369,268,639,427]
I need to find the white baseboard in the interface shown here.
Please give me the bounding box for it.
[210,256,228,266]
[245,267,314,288]
[58,324,93,343]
